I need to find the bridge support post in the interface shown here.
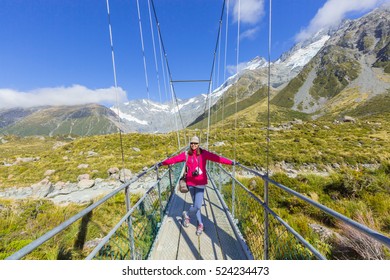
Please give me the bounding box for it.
[125,185,136,260]
[232,164,236,217]
[156,167,164,221]
[264,178,269,260]
[168,166,173,194]
[218,164,222,192]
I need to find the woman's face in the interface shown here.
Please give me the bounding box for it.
[190,142,199,151]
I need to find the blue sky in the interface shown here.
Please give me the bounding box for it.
[0,0,388,108]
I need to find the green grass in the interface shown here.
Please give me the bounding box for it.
[0,133,179,188]
[1,112,389,259]
[220,164,390,259]
[0,192,145,260]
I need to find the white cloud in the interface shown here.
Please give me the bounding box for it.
[0,85,128,109]
[296,0,388,42]
[231,0,265,25]
[241,27,260,40]
[227,62,248,75]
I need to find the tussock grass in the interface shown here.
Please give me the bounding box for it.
[1,111,389,259]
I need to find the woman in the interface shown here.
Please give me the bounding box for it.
[161,136,233,235]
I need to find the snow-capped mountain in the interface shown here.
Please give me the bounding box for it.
[112,32,330,133]
[111,83,232,133]
[2,7,388,137]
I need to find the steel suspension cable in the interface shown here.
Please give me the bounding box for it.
[204,0,227,148]
[155,18,173,133]
[159,37,170,101]
[105,0,126,179]
[213,9,223,145]
[147,0,163,103]
[267,0,272,177]
[263,0,273,260]
[233,0,241,164]
[136,0,151,102]
[136,0,159,159]
[221,0,230,133]
[150,0,186,148]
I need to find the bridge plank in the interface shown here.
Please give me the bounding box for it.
[205,184,249,260]
[148,191,184,259]
[149,185,249,260]
[198,186,224,259]
[177,191,201,259]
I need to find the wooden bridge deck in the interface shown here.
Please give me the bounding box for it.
[149,184,250,260]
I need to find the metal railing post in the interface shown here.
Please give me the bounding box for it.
[218,164,222,192]
[168,165,173,195]
[124,185,135,260]
[264,178,269,260]
[156,167,164,220]
[232,164,236,217]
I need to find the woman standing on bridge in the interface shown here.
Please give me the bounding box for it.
[160,136,234,236]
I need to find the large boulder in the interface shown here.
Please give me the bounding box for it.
[31,178,53,198]
[78,179,95,190]
[119,169,132,183]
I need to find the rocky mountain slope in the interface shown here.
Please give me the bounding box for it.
[112,26,331,132]
[192,5,390,128]
[1,6,389,136]
[272,5,390,118]
[0,104,126,136]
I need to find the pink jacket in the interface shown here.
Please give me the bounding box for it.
[162,149,232,187]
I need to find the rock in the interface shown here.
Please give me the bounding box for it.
[310,223,340,241]
[119,169,132,183]
[15,157,40,164]
[77,174,90,181]
[31,178,53,198]
[1,178,126,205]
[249,180,257,189]
[52,142,67,149]
[77,164,89,169]
[46,182,74,198]
[54,181,66,189]
[342,116,356,123]
[332,163,341,169]
[107,167,119,176]
[44,170,56,176]
[132,147,141,152]
[84,238,104,249]
[87,151,98,157]
[77,179,95,190]
[213,141,225,147]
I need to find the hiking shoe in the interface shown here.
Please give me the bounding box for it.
[182,211,190,228]
[196,223,204,235]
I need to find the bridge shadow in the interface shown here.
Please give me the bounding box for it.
[151,186,248,260]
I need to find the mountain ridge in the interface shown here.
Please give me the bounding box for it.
[1,6,389,136]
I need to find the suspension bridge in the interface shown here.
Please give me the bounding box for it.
[6,156,390,260]
[5,0,390,260]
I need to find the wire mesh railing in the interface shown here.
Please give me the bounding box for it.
[6,152,390,260]
[6,161,184,260]
[88,164,183,260]
[207,161,390,260]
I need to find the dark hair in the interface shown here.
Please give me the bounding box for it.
[188,147,202,156]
